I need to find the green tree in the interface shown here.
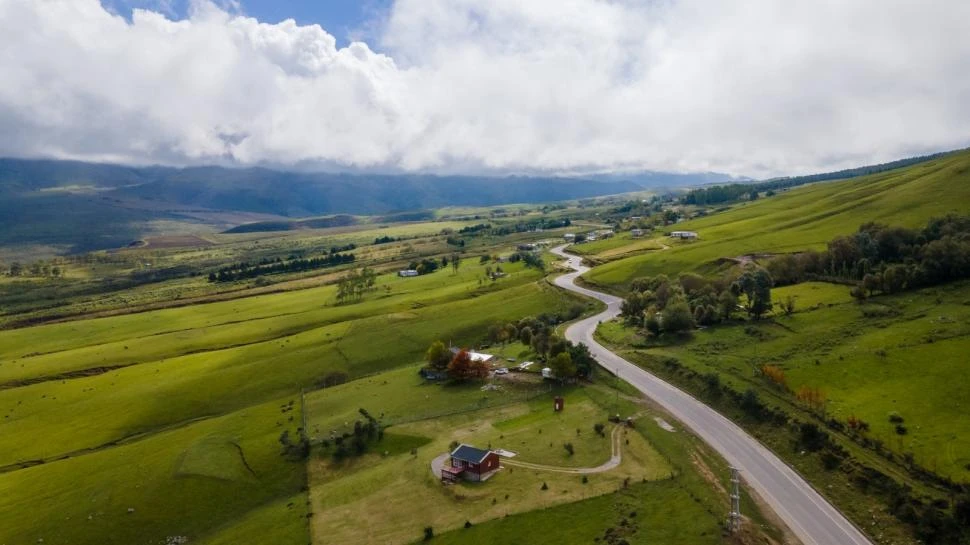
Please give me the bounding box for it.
[451,252,461,273]
[425,341,451,371]
[548,352,576,381]
[661,300,695,334]
[736,268,773,319]
[862,273,881,296]
[518,326,533,346]
[620,292,648,325]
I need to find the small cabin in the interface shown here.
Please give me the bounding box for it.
[442,444,501,482]
[398,269,419,277]
[670,231,698,240]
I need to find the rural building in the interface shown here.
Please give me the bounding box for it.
[441,444,501,482]
[517,243,537,251]
[670,231,698,240]
[631,228,644,237]
[450,347,495,364]
[598,229,614,238]
[541,367,554,379]
[563,233,576,241]
[398,269,419,277]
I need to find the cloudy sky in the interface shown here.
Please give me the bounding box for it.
[1,0,968,178]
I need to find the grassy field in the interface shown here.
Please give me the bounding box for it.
[596,279,970,483]
[585,150,970,291]
[0,234,590,544]
[0,396,309,545]
[305,366,778,545]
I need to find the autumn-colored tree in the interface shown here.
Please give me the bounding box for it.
[447,350,489,382]
[796,386,827,413]
[760,364,788,390]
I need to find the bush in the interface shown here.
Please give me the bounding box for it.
[895,424,908,435]
[593,423,606,437]
[464,521,472,529]
[541,482,548,491]
[423,527,434,541]
[563,442,574,456]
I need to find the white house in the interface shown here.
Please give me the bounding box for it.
[631,228,644,238]
[670,231,698,240]
[398,269,419,277]
[563,233,576,241]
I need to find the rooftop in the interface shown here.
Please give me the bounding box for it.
[450,443,492,463]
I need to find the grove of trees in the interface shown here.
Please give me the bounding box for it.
[766,215,970,295]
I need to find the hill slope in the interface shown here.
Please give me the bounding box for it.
[586,149,970,290]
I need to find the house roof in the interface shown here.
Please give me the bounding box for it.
[450,443,492,463]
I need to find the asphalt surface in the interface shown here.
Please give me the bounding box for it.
[550,245,872,545]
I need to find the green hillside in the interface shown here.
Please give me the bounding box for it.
[585,150,970,291]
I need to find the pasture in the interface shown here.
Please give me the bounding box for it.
[585,150,970,290]
[0,244,583,544]
[304,367,771,545]
[597,280,970,482]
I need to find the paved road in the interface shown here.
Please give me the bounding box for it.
[550,245,872,545]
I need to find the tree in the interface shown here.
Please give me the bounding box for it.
[447,350,488,381]
[736,268,773,319]
[425,341,451,371]
[531,329,551,358]
[548,352,576,381]
[620,292,648,325]
[518,326,533,346]
[451,252,461,273]
[568,342,597,379]
[661,300,695,334]
[862,273,881,296]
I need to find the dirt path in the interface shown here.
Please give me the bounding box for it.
[430,421,636,478]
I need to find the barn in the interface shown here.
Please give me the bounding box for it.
[441,444,501,482]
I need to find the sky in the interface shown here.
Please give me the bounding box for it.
[0,0,968,178]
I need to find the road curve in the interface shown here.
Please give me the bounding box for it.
[550,245,872,545]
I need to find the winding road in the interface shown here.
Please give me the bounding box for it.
[550,245,872,545]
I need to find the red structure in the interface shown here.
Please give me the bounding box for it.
[553,396,564,412]
[442,444,500,482]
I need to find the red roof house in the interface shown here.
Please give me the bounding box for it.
[442,444,500,482]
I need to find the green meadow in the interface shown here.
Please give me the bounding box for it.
[304,367,776,545]
[0,247,584,544]
[585,150,970,291]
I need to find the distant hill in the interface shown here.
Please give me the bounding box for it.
[0,159,646,255]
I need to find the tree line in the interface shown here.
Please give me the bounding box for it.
[209,253,355,282]
[765,215,970,297]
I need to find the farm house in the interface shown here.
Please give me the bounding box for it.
[441,444,501,482]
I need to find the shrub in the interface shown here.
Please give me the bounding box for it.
[888,412,904,424]
[464,521,472,529]
[541,482,548,491]
[895,424,908,435]
[563,442,574,456]
[594,423,606,436]
[423,527,434,541]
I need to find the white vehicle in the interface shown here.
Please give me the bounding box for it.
[494,367,509,375]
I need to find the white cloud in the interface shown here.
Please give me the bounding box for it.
[0,0,968,177]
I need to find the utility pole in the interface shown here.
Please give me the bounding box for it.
[728,466,742,533]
